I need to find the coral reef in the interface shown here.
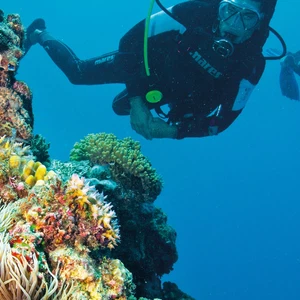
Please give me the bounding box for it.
[65,135,179,299]
[0,10,33,141]
[70,133,163,202]
[0,136,192,300]
[0,137,136,299]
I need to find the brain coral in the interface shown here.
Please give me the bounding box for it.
[70,133,163,201]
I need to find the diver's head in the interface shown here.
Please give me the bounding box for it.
[218,0,278,44]
[218,0,265,44]
[212,0,280,57]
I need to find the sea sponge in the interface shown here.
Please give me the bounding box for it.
[24,173,36,186]
[8,154,21,168]
[35,164,47,180]
[70,133,163,201]
[21,159,56,188]
[22,159,35,179]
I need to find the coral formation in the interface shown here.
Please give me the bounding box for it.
[70,133,163,202]
[93,173,178,298]
[162,282,196,300]
[0,136,192,299]
[65,134,178,299]
[49,159,91,183]
[0,9,33,141]
[30,134,51,166]
[0,137,135,299]
[36,134,182,299]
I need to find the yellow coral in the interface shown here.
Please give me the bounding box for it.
[33,161,41,171]
[21,159,55,188]
[9,155,21,168]
[25,174,36,187]
[35,164,47,180]
[22,159,34,179]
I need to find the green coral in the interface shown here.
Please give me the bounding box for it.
[30,134,50,165]
[70,133,163,201]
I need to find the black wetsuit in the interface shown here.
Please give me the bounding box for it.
[37,1,266,139]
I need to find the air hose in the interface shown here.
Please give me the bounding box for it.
[144,0,163,103]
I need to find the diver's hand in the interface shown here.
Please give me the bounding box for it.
[129,96,153,140]
[149,118,178,139]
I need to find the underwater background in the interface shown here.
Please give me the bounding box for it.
[2,0,300,299]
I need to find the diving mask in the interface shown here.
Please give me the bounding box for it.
[218,0,263,43]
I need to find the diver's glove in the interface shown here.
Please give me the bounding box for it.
[24,18,46,53]
[129,96,154,140]
[130,96,178,139]
[279,55,299,101]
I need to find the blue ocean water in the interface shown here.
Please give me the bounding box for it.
[2,1,300,299]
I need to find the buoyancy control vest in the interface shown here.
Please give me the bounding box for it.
[143,0,277,110]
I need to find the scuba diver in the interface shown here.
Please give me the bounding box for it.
[279,51,300,101]
[24,0,285,140]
